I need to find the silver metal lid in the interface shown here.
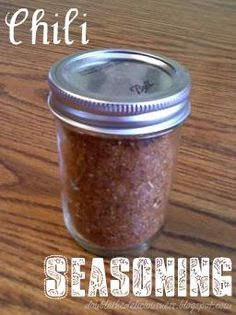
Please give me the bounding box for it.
[48,49,191,136]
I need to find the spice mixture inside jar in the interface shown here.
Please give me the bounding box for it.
[48,49,191,256]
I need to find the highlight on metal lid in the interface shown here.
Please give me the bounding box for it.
[48,49,191,136]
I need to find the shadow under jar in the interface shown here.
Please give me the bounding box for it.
[48,49,191,256]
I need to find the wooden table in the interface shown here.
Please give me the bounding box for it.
[0,0,235,314]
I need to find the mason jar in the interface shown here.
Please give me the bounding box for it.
[48,49,191,256]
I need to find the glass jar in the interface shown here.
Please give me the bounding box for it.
[48,49,191,256]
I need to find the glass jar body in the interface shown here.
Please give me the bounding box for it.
[56,120,180,256]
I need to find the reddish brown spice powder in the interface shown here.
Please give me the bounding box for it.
[57,122,180,251]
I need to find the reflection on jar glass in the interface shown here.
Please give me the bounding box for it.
[48,49,191,256]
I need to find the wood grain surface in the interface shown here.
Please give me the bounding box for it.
[0,0,236,314]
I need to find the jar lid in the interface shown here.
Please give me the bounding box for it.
[48,49,191,136]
